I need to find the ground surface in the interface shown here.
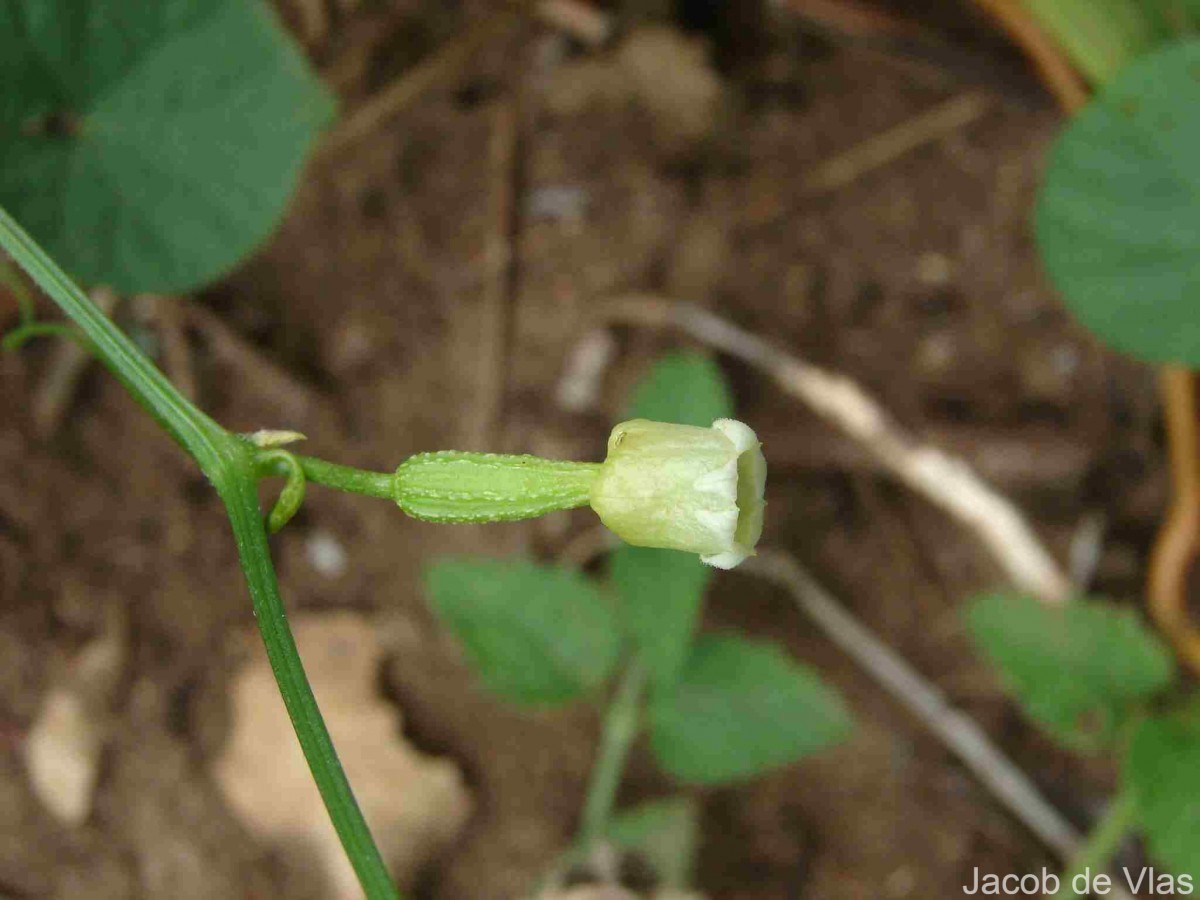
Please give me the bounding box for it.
[0,2,1169,898]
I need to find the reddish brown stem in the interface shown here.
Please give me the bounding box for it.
[969,0,1088,112]
[1149,368,1200,674]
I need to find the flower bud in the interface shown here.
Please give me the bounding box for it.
[589,418,766,569]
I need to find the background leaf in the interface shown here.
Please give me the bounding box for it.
[605,797,699,888]
[1035,40,1200,365]
[424,558,622,706]
[0,0,335,294]
[1126,703,1200,877]
[965,593,1175,748]
[611,546,710,691]
[626,350,734,426]
[648,634,851,784]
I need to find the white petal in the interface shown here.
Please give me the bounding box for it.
[694,507,738,546]
[692,458,738,502]
[712,418,759,454]
[701,544,753,569]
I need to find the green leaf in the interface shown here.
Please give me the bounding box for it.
[1035,40,1200,365]
[605,797,699,888]
[1126,703,1200,877]
[626,350,734,427]
[648,634,852,784]
[611,546,710,691]
[0,1,335,294]
[425,558,622,706]
[965,593,1176,748]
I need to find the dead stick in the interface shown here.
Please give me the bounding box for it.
[467,96,520,449]
[322,9,522,155]
[535,0,612,46]
[184,301,327,421]
[801,92,990,195]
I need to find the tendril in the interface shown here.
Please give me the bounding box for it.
[257,448,307,533]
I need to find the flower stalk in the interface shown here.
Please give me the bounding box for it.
[261,421,768,568]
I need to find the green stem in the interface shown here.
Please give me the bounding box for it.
[579,660,648,847]
[219,454,397,897]
[0,206,400,899]
[1049,789,1137,898]
[0,207,226,465]
[262,453,396,500]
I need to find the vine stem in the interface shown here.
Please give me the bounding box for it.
[1149,367,1200,675]
[1048,790,1137,898]
[579,660,648,847]
[261,453,396,499]
[0,206,400,899]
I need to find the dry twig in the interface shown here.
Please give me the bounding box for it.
[131,294,197,402]
[586,297,1073,603]
[285,0,330,46]
[183,301,328,421]
[467,97,520,450]
[535,0,612,47]
[322,9,523,155]
[801,92,990,195]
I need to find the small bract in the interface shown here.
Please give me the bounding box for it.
[590,418,766,569]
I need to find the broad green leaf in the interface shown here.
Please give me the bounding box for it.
[1035,40,1200,365]
[1126,703,1200,877]
[0,1,335,294]
[648,634,852,784]
[610,546,710,691]
[626,350,734,427]
[605,797,699,888]
[425,558,621,706]
[965,593,1175,748]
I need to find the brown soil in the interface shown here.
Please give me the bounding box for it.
[0,2,1167,898]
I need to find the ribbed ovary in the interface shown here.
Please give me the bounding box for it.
[393,451,601,523]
